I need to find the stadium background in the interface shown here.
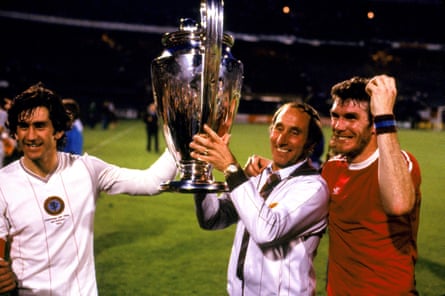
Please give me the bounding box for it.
[1,0,444,126]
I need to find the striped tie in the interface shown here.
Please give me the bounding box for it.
[259,172,281,199]
[236,172,281,280]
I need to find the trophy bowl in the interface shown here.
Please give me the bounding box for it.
[151,0,243,193]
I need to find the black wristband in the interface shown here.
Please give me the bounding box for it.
[374,114,397,135]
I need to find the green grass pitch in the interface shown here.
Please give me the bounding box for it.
[87,119,445,295]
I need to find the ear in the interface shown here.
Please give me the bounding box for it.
[304,142,316,156]
[54,131,64,140]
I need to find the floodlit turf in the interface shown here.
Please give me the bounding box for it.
[88,120,445,295]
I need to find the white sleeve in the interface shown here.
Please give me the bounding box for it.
[230,175,329,246]
[83,149,178,196]
[0,189,8,241]
[194,192,239,230]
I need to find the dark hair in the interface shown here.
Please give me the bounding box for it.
[271,102,323,158]
[7,82,71,150]
[1,97,12,110]
[330,76,373,124]
[63,98,81,120]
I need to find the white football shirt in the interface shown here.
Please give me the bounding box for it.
[0,150,177,295]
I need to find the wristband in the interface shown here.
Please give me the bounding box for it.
[374,114,397,134]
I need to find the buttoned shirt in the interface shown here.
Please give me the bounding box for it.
[195,160,329,296]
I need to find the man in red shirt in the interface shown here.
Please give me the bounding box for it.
[322,75,421,295]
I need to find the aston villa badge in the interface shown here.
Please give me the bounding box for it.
[44,196,65,215]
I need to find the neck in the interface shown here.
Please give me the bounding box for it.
[347,136,378,164]
[22,153,59,178]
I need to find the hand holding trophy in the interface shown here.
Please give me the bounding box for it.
[151,0,243,193]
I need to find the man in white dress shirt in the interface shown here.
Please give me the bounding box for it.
[189,102,329,296]
[0,82,177,295]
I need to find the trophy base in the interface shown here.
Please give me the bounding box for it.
[160,180,228,193]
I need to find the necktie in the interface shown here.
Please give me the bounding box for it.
[236,172,280,280]
[259,172,281,199]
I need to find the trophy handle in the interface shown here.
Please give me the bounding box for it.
[200,0,223,129]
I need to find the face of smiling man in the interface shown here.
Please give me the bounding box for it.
[269,106,311,171]
[329,98,377,163]
[16,106,64,174]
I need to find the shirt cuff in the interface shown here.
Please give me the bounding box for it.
[225,164,249,191]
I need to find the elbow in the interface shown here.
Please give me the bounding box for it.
[193,193,220,230]
[198,222,211,230]
[383,192,416,216]
[194,210,215,230]
[384,204,412,216]
[250,225,281,246]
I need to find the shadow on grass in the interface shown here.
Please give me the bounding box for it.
[95,231,138,256]
[94,221,169,257]
[417,256,445,289]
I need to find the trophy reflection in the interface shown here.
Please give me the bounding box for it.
[151,0,243,192]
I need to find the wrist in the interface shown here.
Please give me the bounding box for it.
[223,163,239,177]
[374,114,397,135]
[224,163,248,191]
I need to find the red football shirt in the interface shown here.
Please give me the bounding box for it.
[322,150,421,296]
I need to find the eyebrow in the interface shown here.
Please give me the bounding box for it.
[17,120,49,126]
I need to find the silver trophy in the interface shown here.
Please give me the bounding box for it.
[151,0,243,193]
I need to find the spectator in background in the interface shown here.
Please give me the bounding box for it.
[87,101,98,129]
[324,134,338,163]
[0,97,8,167]
[101,100,117,130]
[0,97,18,167]
[143,102,159,153]
[62,98,83,155]
[310,132,324,170]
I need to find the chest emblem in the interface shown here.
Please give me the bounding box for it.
[333,186,341,195]
[44,196,65,216]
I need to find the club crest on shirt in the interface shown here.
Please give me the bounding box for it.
[44,196,65,216]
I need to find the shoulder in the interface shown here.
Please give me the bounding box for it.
[286,173,329,193]
[77,153,115,173]
[325,154,347,164]
[58,152,106,169]
[0,160,22,176]
[322,155,347,170]
[281,174,329,207]
[401,150,418,168]
[401,150,421,183]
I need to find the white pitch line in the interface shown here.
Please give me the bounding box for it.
[86,126,137,154]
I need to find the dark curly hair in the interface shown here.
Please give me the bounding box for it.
[7,82,72,150]
[330,76,373,126]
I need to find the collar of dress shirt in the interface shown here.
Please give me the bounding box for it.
[264,159,308,180]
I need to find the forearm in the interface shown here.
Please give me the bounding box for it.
[377,133,415,215]
[0,240,16,294]
[94,149,177,195]
[367,76,416,215]
[231,177,329,245]
[193,193,238,230]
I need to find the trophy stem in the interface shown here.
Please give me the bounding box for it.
[160,160,228,193]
